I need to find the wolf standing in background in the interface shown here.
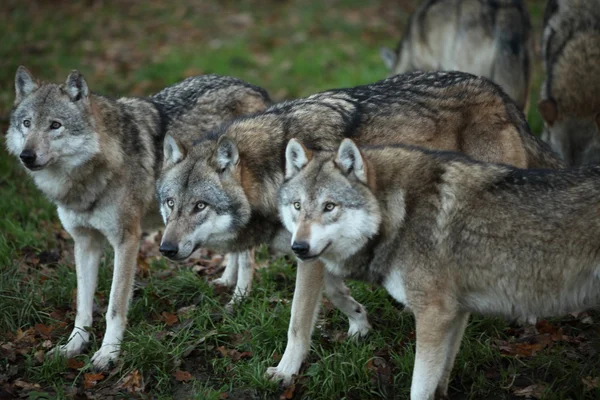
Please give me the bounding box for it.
[5,67,270,369]
[538,0,600,166]
[156,71,563,384]
[380,0,532,111]
[280,138,600,399]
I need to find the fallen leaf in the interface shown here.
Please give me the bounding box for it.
[161,311,178,326]
[118,369,144,393]
[582,376,600,391]
[67,358,85,369]
[174,369,192,382]
[513,383,546,398]
[280,382,296,399]
[83,372,105,389]
[13,379,41,390]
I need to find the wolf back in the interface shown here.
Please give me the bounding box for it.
[380,0,532,111]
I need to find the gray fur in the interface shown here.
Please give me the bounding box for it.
[5,67,271,369]
[280,139,600,398]
[539,0,600,166]
[381,0,533,111]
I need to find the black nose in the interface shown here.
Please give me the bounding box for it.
[291,241,310,257]
[159,242,179,258]
[19,150,36,166]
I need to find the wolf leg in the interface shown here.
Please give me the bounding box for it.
[213,253,239,288]
[91,226,140,370]
[228,249,256,308]
[323,271,371,338]
[48,229,103,359]
[410,306,461,400]
[266,260,324,385]
[436,311,469,398]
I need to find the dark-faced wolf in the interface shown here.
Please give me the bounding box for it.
[380,0,532,111]
[280,137,600,399]
[155,71,562,383]
[538,0,600,166]
[5,67,270,369]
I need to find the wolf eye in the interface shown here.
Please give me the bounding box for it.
[23,120,31,128]
[324,202,336,212]
[293,202,301,210]
[50,121,62,130]
[196,201,207,211]
[166,198,175,209]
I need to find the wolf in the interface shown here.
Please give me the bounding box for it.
[380,0,533,111]
[5,66,270,369]
[280,137,600,399]
[155,71,563,383]
[538,0,600,166]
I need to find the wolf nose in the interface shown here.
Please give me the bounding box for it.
[19,150,36,166]
[291,241,310,257]
[159,242,179,258]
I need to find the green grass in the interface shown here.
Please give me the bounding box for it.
[2,0,600,399]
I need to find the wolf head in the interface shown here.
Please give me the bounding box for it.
[156,134,252,260]
[6,67,100,172]
[539,100,600,167]
[279,139,381,264]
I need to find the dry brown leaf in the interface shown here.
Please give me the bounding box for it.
[83,372,105,389]
[161,311,178,326]
[513,383,546,398]
[13,379,41,390]
[118,369,144,393]
[174,369,193,382]
[582,376,600,391]
[67,358,85,369]
[280,382,296,399]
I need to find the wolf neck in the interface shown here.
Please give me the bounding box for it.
[33,95,126,212]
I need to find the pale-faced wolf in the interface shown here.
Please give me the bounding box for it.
[279,137,600,399]
[380,0,532,111]
[538,0,600,166]
[155,71,562,383]
[5,67,270,369]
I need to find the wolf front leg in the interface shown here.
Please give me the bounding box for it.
[410,305,464,400]
[91,225,140,370]
[48,228,103,359]
[228,249,256,306]
[266,259,324,385]
[213,253,239,288]
[323,271,371,338]
[436,311,469,398]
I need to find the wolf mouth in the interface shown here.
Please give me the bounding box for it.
[296,241,331,261]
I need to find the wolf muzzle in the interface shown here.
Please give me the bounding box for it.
[20,149,37,169]
[159,242,179,258]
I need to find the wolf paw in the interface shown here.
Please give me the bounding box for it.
[266,366,295,386]
[348,318,371,339]
[212,276,236,288]
[46,334,88,359]
[90,344,120,370]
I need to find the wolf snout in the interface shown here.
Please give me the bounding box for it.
[159,242,179,258]
[291,241,310,257]
[19,149,37,168]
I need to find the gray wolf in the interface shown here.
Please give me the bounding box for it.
[279,137,600,399]
[155,71,563,383]
[380,0,532,111]
[5,66,270,369]
[538,0,600,166]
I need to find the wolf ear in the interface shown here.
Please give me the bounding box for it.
[64,70,89,102]
[163,135,186,168]
[285,139,312,179]
[335,139,368,184]
[538,98,558,126]
[15,66,39,104]
[379,47,397,71]
[216,137,239,173]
